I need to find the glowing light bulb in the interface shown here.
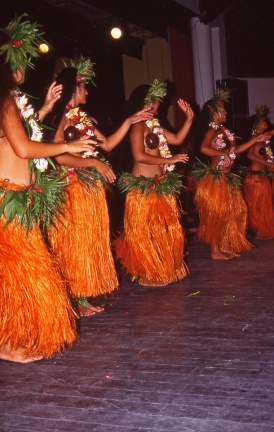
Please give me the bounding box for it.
[39,43,49,54]
[110,27,122,39]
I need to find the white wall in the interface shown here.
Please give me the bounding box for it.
[246,78,274,123]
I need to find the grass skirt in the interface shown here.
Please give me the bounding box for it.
[0,182,77,359]
[243,173,274,237]
[195,174,253,253]
[114,188,189,285]
[47,177,118,298]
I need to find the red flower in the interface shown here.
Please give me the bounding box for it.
[29,185,43,193]
[12,41,23,47]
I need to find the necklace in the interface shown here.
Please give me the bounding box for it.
[145,118,175,172]
[66,106,99,158]
[209,122,236,167]
[12,90,48,171]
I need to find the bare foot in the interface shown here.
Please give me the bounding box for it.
[0,344,43,363]
[212,251,235,260]
[77,302,104,317]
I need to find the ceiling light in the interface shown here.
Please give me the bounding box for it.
[39,43,49,54]
[110,26,123,39]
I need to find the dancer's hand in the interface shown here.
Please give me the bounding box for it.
[38,82,63,121]
[128,106,153,124]
[169,153,189,164]
[93,160,116,183]
[67,139,96,154]
[177,99,194,121]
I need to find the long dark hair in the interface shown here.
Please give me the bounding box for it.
[47,67,78,138]
[0,29,16,121]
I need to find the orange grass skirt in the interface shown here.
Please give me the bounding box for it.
[195,174,253,253]
[114,189,189,285]
[243,173,274,237]
[0,181,77,359]
[47,177,118,298]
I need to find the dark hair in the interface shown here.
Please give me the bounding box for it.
[0,29,16,120]
[49,67,78,136]
[122,84,149,120]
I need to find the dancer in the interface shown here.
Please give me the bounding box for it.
[194,89,269,259]
[243,105,274,239]
[114,79,193,286]
[46,56,153,316]
[0,16,95,362]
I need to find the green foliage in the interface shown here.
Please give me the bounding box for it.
[0,14,46,72]
[192,158,243,189]
[118,172,183,196]
[0,170,66,231]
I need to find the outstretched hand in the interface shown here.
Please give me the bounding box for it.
[169,153,189,164]
[67,138,96,155]
[257,133,271,142]
[177,99,194,121]
[129,106,153,124]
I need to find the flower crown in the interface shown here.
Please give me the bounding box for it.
[208,87,230,116]
[0,14,46,73]
[70,55,96,86]
[144,79,167,106]
[251,104,270,135]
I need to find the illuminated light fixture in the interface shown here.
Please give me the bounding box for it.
[110,26,122,39]
[39,43,49,54]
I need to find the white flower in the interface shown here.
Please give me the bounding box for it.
[33,158,48,171]
[21,105,34,120]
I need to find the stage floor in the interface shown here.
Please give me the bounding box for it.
[1,233,274,432]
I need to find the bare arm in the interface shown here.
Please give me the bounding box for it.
[37,82,62,122]
[131,123,188,165]
[95,107,153,152]
[54,113,116,182]
[1,95,95,158]
[164,100,194,145]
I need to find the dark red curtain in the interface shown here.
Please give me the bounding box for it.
[168,26,195,129]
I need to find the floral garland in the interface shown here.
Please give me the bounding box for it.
[12,89,48,171]
[1,91,66,230]
[118,171,183,196]
[145,118,175,172]
[263,142,274,163]
[209,122,236,168]
[66,106,108,160]
[192,158,242,189]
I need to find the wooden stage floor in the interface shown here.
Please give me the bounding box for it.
[1,233,274,432]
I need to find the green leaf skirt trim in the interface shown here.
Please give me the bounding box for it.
[117,171,183,196]
[0,170,66,231]
[192,158,243,189]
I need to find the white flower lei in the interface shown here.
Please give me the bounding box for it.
[12,90,48,171]
[145,118,175,172]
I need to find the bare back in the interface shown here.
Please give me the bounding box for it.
[0,129,31,186]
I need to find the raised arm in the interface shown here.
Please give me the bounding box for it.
[37,81,62,122]
[164,99,194,145]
